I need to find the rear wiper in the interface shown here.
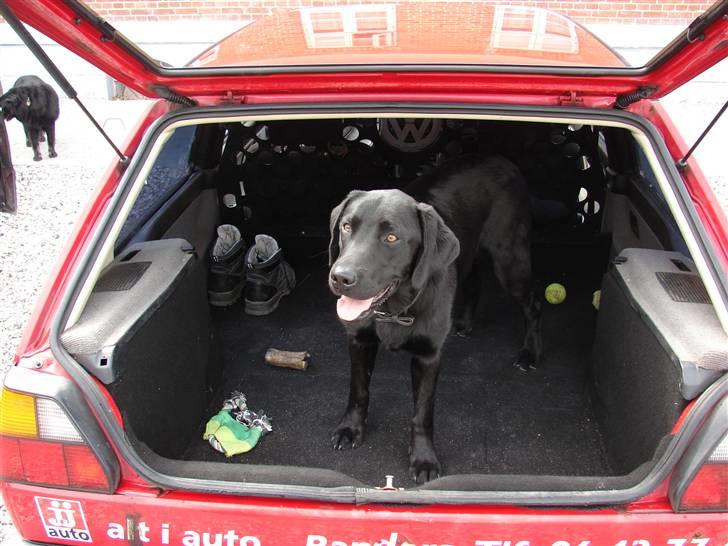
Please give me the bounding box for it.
[0,1,128,165]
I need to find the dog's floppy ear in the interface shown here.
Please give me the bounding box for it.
[329,190,365,266]
[0,91,17,117]
[411,203,460,290]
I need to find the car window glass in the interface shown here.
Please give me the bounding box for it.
[117,125,196,247]
[75,0,715,70]
[661,56,728,215]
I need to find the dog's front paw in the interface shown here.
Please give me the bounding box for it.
[48,150,58,158]
[409,440,441,484]
[331,415,365,450]
[512,349,538,372]
[33,155,42,162]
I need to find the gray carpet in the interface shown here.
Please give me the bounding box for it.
[184,255,610,486]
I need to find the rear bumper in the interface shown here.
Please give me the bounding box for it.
[3,482,727,546]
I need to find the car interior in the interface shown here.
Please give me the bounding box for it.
[59,114,727,491]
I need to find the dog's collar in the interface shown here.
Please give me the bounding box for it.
[373,310,414,326]
[372,284,424,327]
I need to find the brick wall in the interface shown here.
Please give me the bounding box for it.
[82,0,714,25]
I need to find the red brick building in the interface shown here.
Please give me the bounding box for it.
[83,0,714,25]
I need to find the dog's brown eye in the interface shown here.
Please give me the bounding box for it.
[385,233,398,243]
[341,223,352,233]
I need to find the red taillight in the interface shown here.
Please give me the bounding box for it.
[0,387,113,492]
[64,444,110,489]
[680,462,728,511]
[674,418,728,513]
[0,435,23,479]
[18,440,68,486]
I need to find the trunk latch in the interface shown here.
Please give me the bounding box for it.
[558,91,583,106]
[376,475,403,491]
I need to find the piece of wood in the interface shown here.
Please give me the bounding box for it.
[264,348,310,371]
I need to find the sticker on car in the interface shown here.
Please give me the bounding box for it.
[34,496,92,543]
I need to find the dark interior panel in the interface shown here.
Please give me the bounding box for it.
[62,239,212,459]
[216,119,607,260]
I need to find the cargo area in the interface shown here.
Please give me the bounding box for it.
[60,114,727,491]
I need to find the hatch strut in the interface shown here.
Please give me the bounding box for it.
[0,2,128,165]
[676,97,728,170]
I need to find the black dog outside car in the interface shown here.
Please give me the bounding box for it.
[0,75,59,162]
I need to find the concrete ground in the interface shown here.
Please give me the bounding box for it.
[0,19,726,546]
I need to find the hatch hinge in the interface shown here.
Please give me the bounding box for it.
[95,18,117,44]
[684,10,714,44]
[614,86,657,110]
[221,91,246,104]
[558,91,584,106]
[150,85,197,107]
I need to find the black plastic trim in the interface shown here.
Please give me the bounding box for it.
[2,366,120,494]
[50,102,728,506]
[627,177,677,251]
[669,395,728,512]
[63,0,728,81]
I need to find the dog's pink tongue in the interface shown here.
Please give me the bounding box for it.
[337,296,374,321]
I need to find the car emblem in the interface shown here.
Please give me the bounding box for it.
[378,118,442,152]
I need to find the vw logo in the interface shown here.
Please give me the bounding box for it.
[378,118,443,152]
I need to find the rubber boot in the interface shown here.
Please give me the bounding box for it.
[208,225,246,307]
[244,234,296,316]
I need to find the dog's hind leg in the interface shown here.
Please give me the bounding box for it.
[45,124,57,158]
[23,126,31,147]
[489,224,542,371]
[331,328,379,450]
[452,255,486,336]
[29,128,42,161]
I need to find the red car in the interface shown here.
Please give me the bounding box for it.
[1,1,727,545]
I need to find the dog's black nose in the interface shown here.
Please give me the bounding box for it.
[330,266,357,289]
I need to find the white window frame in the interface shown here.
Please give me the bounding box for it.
[299,4,396,49]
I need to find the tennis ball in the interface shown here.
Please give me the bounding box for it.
[545,283,566,304]
[592,289,601,310]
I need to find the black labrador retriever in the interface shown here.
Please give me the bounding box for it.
[328,155,542,483]
[0,76,59,161]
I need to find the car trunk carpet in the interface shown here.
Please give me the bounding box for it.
[184,259,609,486]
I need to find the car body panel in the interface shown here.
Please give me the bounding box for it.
[2,481,728,546]
[2,0,727,103]
[2,484,728,546]
[1,0,727,541]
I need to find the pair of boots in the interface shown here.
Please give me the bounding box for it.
[208,225,295,315]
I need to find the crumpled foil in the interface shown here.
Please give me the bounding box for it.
[222,391,272,434]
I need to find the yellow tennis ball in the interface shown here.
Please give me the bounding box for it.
[592,289,601,310]
[545,283,566,304]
